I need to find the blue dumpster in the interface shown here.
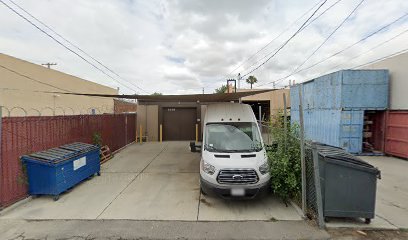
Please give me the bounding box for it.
[21,142,100,200]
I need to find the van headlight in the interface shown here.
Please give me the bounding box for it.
[259,162,269,175]
[202,161,215,175]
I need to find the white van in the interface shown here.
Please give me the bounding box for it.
[200,103,271,198]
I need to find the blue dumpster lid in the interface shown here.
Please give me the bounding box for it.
[23,147,79,164]
[60,142,98,153]
[22,142,98,164]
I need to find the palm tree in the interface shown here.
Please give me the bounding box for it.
[214,84,228,93]
[246,76,257,89]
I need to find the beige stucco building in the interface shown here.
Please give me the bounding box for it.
[0,53,118,116]
[136,88,289,142]
[239,88,290,120]
[363,51,408,110]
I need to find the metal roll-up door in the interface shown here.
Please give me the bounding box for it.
[163,107,196,140]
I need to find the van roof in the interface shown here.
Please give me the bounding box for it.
[205,103,257,123]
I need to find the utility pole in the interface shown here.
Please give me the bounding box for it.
[237,73,242,103]
[42,63,57,69]
[202,88,204,94]
[237,73,241,89]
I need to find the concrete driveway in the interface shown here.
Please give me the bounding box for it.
[326,155,408,230]
[0,141,301,221]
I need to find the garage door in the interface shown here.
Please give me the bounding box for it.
[163,108,196,141]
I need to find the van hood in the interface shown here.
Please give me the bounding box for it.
[202,150,267,169]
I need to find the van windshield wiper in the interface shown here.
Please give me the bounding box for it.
[204,144,217,152]
[250,142,263,152]
[223,149,244,153]
[218,149,252,153]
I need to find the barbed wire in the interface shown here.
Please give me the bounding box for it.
[0,105,121,117]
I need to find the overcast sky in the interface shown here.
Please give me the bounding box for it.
[1,0,407,95]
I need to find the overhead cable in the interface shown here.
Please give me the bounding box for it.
[240,0,329,78]
[0,0,148,94]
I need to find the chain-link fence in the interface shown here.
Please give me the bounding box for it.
[262,120,325,228]
[304,142,325,228]
[259,122,272,145]
[305,143,317,217]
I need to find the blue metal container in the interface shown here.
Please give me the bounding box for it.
[21,142,100,200]
[291,70,389,153]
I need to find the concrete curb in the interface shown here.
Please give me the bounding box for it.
[290,200,305,219]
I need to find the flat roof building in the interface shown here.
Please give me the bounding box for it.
[0,53,117,116]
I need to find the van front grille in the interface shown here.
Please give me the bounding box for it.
[217,169,259,185]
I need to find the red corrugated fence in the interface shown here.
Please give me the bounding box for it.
[0,114,136,208]
[385,111,408,159]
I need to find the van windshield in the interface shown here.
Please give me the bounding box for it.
[205,122,262,153]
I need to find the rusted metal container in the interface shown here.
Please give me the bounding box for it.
[0,114,136,208]
[385,111,408,158]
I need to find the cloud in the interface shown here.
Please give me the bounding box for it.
[0,0,407,94]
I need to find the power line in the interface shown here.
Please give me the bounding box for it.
[0,64,70,92]
[0,0,146,94]
[299,0,344,31]
[284,0,366,79]
[296,13,407,77]
[278,45,408,89]
[240,0,329,79]
[259,12,408,87]
[205,0,331,91]
[351,47,408,69]
[330,27,408,70]
[297,47,408,85]
[239,0,344,78]
[226,0,326,77]
[7,0,149,94]
[0,63,119,99]
[191,0,344,91]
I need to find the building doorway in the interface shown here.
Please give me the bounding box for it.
[363,110,386,153]
[162,107,197,141]
[242,101,270,123]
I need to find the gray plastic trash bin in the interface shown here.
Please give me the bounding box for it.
[316,143,381,224]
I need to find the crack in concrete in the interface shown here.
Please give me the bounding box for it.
[196,185,202,221]
[96,144,169,219]
[389,202,408,211]
[375,213,399,229]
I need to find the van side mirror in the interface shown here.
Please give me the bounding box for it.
[265,144,277,152]
[190,142,196,152]
[190,142,201,153]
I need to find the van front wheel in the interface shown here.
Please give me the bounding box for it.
[199,179,208,195]
[200,187,207,195]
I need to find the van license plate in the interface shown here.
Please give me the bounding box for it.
[231,188,245,196]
